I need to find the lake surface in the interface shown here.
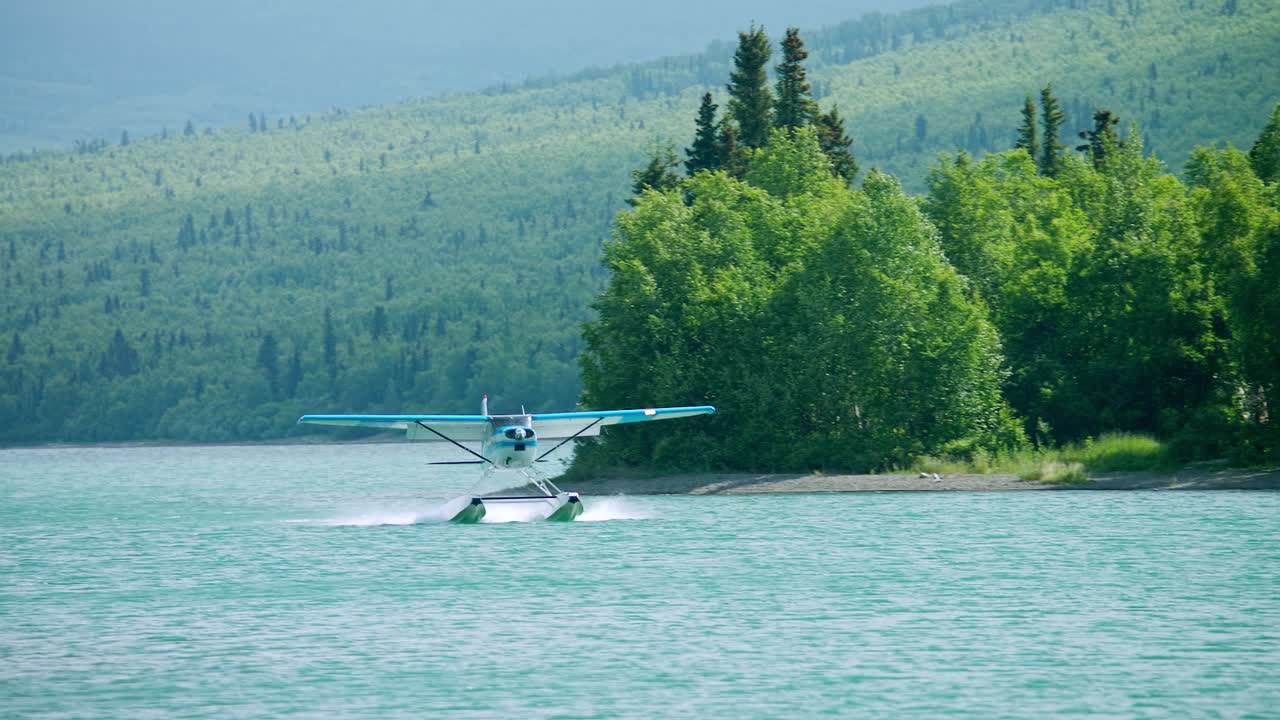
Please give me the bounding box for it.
[2,444,1278,718]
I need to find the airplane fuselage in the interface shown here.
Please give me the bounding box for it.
[483,415,538,469]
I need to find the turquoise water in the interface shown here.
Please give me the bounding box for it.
[3,444,1279,718]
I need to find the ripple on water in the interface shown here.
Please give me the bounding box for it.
[1,445,1278,718]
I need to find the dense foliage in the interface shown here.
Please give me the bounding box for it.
[927,141,1228,451]
[576,15,1280,472]
[0,0,1277,446]
[580,121,1279,472]
[580,129,1024,471]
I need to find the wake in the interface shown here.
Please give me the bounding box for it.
[575,496,652,522]
[293,495,651,526]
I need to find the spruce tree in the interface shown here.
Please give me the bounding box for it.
[1015,94,1038,159]
[1249,103,1280,183]
[686,93,722,174]
[815,106,857,184]
[774,28,818,132]
[103,329,139,377]
[1038,84,1067,177]
[627,145,682,206]
[285,346,303,398]
[717,122,748,178]
[257,331,279,398]
[727,24,774,149]
[323,307,338,382]
[176,213,196,249]
[1076,109,1122,168]
[6,332,23,364]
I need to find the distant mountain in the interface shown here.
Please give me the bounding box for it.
[0,0,1276,443]
[0,0,935,152]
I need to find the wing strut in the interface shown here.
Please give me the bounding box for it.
[535,418,603,462]
[415,421,493,465]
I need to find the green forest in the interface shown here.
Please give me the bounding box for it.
[581,117,1280,472]
[0,0,1278,456]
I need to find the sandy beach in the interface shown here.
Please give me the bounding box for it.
[560,467,1280,495]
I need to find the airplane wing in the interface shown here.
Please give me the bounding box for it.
[530,406,715,439]
[297,414,491,442]
[298,405,715,442]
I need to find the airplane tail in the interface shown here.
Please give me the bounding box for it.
[481,394,489,417]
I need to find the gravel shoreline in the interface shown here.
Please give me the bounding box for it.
[559,467,1280,495]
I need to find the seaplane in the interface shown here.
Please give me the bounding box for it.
[298,397,714,522]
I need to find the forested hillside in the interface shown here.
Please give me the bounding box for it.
[1,0,1277,444]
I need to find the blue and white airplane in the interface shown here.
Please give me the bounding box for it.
[298,397,714,522]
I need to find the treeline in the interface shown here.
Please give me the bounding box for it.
[575,27,1280,473]
[0,181,603,442]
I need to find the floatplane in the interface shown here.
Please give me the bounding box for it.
[298,397,714,522]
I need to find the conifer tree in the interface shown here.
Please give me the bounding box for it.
[323,307,338,381]
[285,346,303,398]
[773,28,818,132]
[716,122,748,178]
[1076,109,1122,168]
[102,329,139,377]
[257,331,279,398]
[120,129,130,146]
[727,24,774,149]
[627,145,681,206]
[815,106,857,184]
[685,93,722,174]
[1015,94,1038,159]
[1249,103,1280,183]
[6,332,23,364]
[176,213,196,249]
[1038,84,1067,177]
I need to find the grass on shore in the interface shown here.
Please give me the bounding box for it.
[910,432,1171,484]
